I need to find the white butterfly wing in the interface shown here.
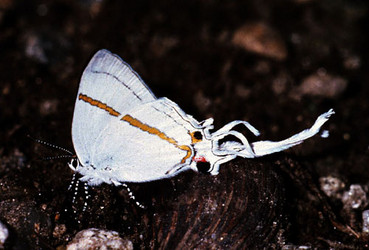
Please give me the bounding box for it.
[82,98,200,183]
[72,50,156,167]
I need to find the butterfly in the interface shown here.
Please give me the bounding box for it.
[69,49,334,186]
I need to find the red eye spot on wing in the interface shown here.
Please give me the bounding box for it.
[193,156,207,162]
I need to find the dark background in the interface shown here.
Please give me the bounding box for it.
[0,0,369,248]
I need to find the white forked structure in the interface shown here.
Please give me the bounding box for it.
[190,109,335,175]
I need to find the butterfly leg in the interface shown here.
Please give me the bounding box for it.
[121,183,146,209]
[82,182,90,212]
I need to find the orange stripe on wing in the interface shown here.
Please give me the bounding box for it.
[121,114,192,164]
[177,145,192,164]
[79,93,121,117]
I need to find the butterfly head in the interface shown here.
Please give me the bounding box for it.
[68,157,81,171]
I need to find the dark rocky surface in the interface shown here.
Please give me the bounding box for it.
[1,0,369,248]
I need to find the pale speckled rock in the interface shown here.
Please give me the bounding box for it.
[342,184,368,210]
[291,70,347,99]
[362,210,369,233]
[66,228,133,250]
[319,176,345,199]
[0,221,9,248]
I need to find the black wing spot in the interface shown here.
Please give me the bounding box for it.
[193,131,203,140]
[196,161,211,174]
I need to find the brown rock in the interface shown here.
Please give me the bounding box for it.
[232,22,287,61]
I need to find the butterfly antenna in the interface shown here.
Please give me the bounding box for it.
[41,155,75,161]
[27,135,74,155]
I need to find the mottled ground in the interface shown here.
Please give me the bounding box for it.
[0,0,369,248]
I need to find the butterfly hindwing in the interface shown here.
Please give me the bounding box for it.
[84,98,198,183]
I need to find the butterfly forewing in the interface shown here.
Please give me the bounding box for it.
[72,50,156,168]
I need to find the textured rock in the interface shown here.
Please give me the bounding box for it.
[66,228,133,250]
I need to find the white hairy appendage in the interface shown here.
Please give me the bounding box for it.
[218,109,335,158]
